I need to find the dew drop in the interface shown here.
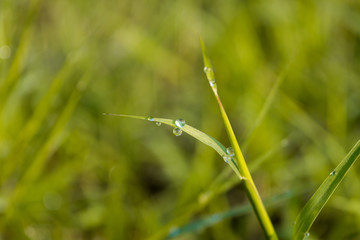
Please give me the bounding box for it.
[173,128,182,136]
[226,147,235,157]
[304,232,310,238]
[292,221,296,226]
[155,121,161,126]
[223,155,231,163]
[209,79,217,91]
[175,118,186,128]
[203,66,210,73]
[147,116,154,122]
[330,170,337,176]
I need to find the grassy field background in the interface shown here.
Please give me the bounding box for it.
[1,0,360,239]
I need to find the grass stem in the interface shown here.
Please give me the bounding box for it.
[201,39,278,239]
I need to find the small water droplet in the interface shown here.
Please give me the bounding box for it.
[304,232,310,238]
[223,155,231,163]
[155,121,161,126]
[330,170,337,176]
[209,79,217,91]
[292,221,296,226]
[147,116,154,122]
[175,118,186,128]
[203,66,210,73]
[173,128,182,136]
[226,147,235,157]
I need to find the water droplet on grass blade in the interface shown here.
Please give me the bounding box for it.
[330,170,337,176]
[175,118,186,128]
[173,128,182,136]
[223,155,231,163]
[147,116,154,121]
[203,66,210,73]
[226,147,235,157]
[155,121,161,126]
[209,79,217,91]
[304,232,310,238]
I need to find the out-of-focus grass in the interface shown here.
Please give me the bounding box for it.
[0,0,359,239]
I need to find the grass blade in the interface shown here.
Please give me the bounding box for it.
[200,39,278,239]
[292,139,360,239]
[5,70,93,221]
[103,114,244,180]
[0,60,74,184]
[241,65,289,151]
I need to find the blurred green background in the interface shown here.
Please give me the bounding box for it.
[1,0,360,239]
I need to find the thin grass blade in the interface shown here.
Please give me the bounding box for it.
[292,139,360,239]
[241,65,289,151]
[5,70,93,221]
[103,114,243,180]
[200,39,248,182]
[0,61,74,184]
[200,39,277,240]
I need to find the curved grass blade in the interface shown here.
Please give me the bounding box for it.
[292,139,360,239]
[200,39,277,240]
[103,113,243,180]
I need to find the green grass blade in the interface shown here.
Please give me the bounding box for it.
[0,0,42,112]
[0,61,74,184]
[292,139,360,239]
[5,70,92,221]
[200,39,277,240]
[241,65,289,151]
[103,114,243,180]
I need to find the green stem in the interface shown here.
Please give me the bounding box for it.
[200,39,277,239]
[215,94,278,240]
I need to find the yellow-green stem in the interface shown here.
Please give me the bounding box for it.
[215,93,278,240]
[200,38,277,239]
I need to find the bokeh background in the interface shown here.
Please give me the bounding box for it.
[1,0,360,239]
